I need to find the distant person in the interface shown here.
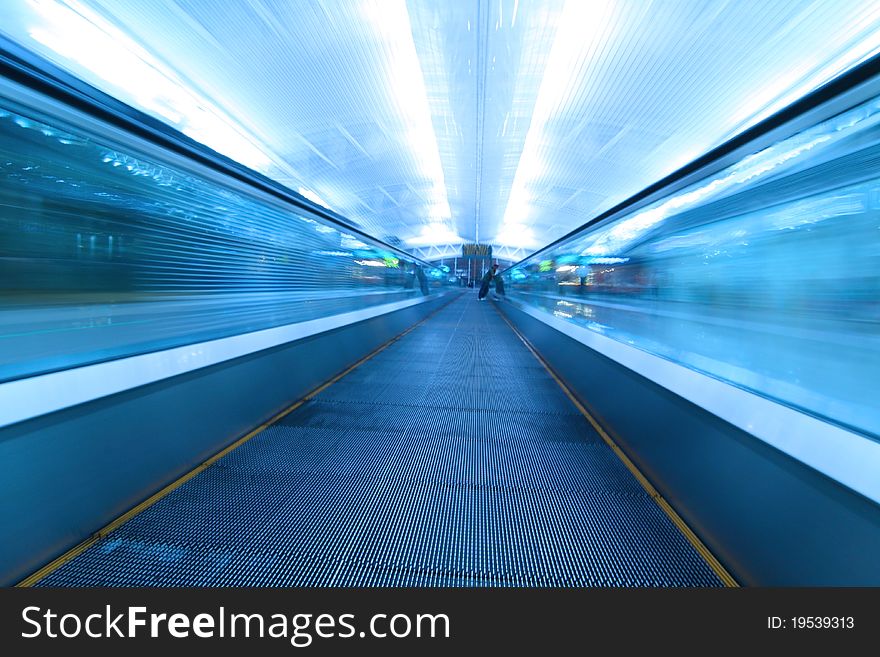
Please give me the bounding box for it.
[493,268,505,300]
[478,264,498,301]
[416,264,429,295]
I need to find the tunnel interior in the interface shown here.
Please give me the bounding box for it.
[1,2,880,588]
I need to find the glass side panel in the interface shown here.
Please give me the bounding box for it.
[0,91,447,382]
[504,91,880,440]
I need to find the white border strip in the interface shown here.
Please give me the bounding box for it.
[0,296,437,429]
[509,300,880,505]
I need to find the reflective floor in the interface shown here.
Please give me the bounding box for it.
[35,293,722,587]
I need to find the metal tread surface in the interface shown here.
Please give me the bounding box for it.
[36,293,723,587]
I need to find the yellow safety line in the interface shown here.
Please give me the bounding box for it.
[492,301,738,588]
[17,294,458,587]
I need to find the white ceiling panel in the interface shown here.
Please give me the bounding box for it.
[2,0,880,257]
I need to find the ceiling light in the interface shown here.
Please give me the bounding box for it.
[361,0,452,221]
[406,223,462,246]
[23,0,273,171]
[725,4,880,139]
[494,223,538,249]
[500,0,612,233]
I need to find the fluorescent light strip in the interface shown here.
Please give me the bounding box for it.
[361,0,454,233]
[499,0,613,242]
[510,300,880,505]
[0,295,440,429]
[24,0,274,171]
[407,223,463,246]
[725,3,880,139]
[572,81,880,258]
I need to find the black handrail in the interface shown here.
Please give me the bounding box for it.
[506,48,880,269]
[0,34,435,267]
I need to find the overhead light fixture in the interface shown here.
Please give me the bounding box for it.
[406,223,461,246]
[494,223,538,249]
[361,0,452,226]
[725,4,880,139]
[499,0,612,238]
[22,0,274,172]
[577,103,880,258]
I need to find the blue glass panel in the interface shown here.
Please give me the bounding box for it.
[0,89,446,382]
[504,90,880,439]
